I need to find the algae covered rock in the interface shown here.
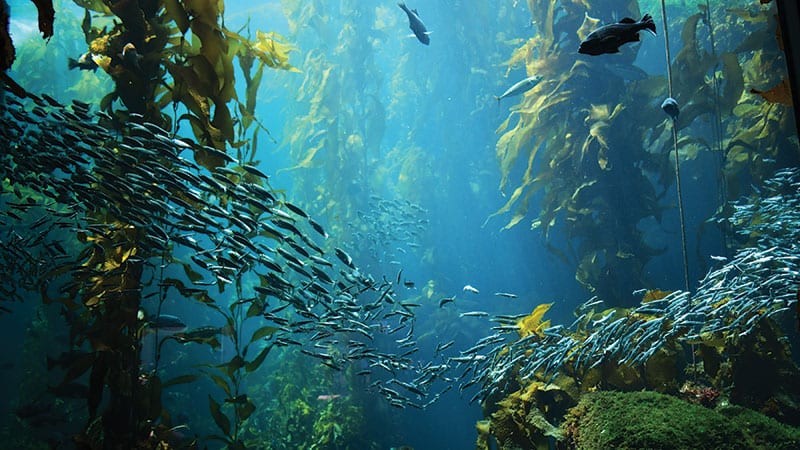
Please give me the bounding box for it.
[562,391,800,450]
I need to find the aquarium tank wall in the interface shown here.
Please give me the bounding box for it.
[1,0,799,449]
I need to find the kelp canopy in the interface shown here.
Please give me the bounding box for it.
[490,0,797,305]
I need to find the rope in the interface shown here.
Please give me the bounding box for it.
[660,0,690,293]
[703,0,731,254]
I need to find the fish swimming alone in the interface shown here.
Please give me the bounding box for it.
[144,314,187,332]
[68,52,98,71]
[398,2,430,45]
[495,75,542,105]
[578,14,656,56]
[463,285,480,294]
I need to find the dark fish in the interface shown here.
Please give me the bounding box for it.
[68,52,98,71]
[308,218,328,238]
[439,297,455,308]
[121,42,143,70]
[146,314,187,332]
[398,2,430,45]
[578,14,656,56]
[334,248,355,268]
[242,164,270,180]
[661,97,679,119]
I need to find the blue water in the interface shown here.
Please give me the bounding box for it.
[2,0,797,448]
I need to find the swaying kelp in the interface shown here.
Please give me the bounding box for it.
[468,167,800,448]
[490,0,796,305]
[71,0,297,164]
[489,0,671,304]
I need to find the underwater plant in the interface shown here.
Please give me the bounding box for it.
[488,0,672,305]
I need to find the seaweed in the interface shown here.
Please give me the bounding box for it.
[489,0,671,305]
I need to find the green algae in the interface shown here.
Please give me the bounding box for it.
[564,391,800,450]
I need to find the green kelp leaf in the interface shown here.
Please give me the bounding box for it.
[245,299,265,318]
[162,374,201,389]
[218,355,246,378]
[250,325,279,343]
[236,398,256,421]
[245,343,273,373]
[73,0,113,15]
[209,395,231,438]
[208,372,233,397]
[182,262,204,283]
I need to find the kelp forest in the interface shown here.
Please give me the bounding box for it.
[1,0,799,449]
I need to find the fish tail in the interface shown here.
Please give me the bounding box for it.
[640,14,656,35]
[67,58,78,70]
[494,95,501,106]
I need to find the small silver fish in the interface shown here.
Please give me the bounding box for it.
[462,284,480,294]
[495,75,542,105]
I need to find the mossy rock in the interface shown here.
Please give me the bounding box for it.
[563,391,800,450]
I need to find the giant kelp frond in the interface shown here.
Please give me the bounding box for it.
[490,0,666,303]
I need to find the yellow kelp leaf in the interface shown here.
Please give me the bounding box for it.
[502,39,535,75]
[422,280,435,299]
[495,116,511,135]
[585,104,610,122]
[576,12,601,42]
[597,146,609,170]
[517,380,545,402]
[642,289,672,303]
[516,303,553,338]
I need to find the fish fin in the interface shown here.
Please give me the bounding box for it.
[68,58,78,70]
[494,95,501,106]
[641,14,657,35]
[619,17,636,24]
[413,9,418,14]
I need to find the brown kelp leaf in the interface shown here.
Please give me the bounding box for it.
[750,78,793,106]
[719,52,744,113]
[163,0,190,34]
[30,0,54,39]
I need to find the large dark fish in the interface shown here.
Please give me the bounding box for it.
[578,14,656,56]
[398,2,430,45]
